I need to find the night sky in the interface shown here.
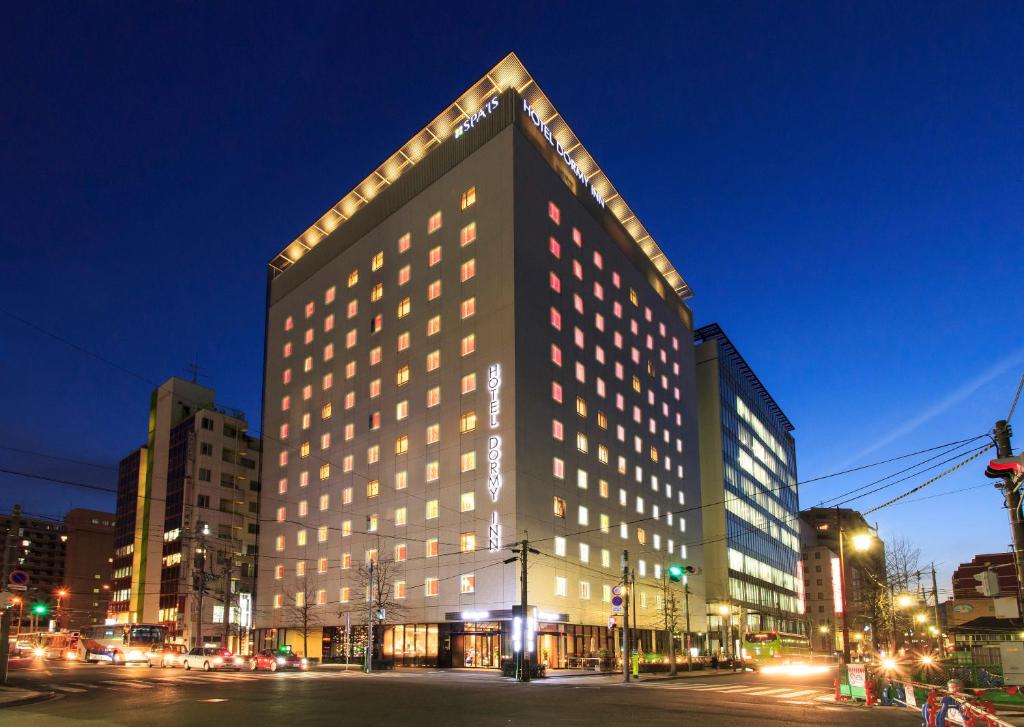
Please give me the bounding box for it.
[2,2,1022,591]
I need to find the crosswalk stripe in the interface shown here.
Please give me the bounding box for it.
[49,684,87,693]
[783,689,823,698]
[745,687,794,696]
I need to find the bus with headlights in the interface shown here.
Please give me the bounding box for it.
[78,623,169,664]
[744,631,816,672]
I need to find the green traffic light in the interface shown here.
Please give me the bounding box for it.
[31,604,48,616]
[668,565,684,582]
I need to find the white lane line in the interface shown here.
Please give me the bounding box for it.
[783,689,825,698]
[49,684,87,693]
[745,687,797,696]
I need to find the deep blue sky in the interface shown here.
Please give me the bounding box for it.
[2,2,1021,592]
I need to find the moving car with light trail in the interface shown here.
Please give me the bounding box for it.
[183,647,246,672]
[249,648,309,672]
[147,643,188,668]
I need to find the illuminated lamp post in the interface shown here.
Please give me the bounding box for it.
[56,589,68,631]
[836,512,874,664]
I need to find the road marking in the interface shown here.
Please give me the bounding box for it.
[781,689,824,698]
[48,684,87,693]
[68,682,95,689]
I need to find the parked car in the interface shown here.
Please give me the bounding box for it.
[147,643,188,668]
[250,649,309,672]
[182,647,245,672]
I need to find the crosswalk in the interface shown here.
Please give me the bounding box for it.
[43,670,351,695]
[637,680,829,703]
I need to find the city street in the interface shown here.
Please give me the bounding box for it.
[1,663,921,726]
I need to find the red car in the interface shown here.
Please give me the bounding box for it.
[249,649,309,672]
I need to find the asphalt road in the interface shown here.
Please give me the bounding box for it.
[2,662,923,726]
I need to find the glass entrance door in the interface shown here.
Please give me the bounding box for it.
[452,634,499,668]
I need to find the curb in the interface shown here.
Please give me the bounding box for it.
[0,690,56,709]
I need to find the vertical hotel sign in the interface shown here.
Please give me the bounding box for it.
[487,363,503,552]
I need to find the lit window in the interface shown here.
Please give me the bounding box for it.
[283,342,292,358]
[426,349,440,371]
[576,396,587,417]
[460,334,476,356]
[428,280,442,300]
[629,288,638,306]
[461,186,476,209]
[574,327,584,349]
[552,381,563,403]
[600,514,610,533]
[427,315,441,336]
[459,412,477,433]
[323,372,333,390]
[553,457,565,479]
[428,245,442,266]
[572,227,582,247]
[427,421,441,443]
[395,471,407,490]
[278,478,287,495]
[342,488,353,505]
[426,386,440,407]
[575,361,586,383]
[348,270,359,287]
[275,564,284,579]
[300,441,310,458]
[551,343,562,366]
[397,331,410,351]
[346,361,357,379]
[396,400,409,420]
[279,423,289,440]
[460,297,476,319]
[347,299,358,318]
[460,258,476,282]
[346,329,357,348]
[305,301,315,319]
[397,297,411,318]
[275,535,285,552]
[395,435,409,455]
[577,469,588,490]
[396,365,410,386]
[318,525,328,542]
[426,538,439,557]
[324,343,334,362]
[579,581,591,600]
[550,307,561,330]
[340,587,350,603]
[461,373,477,394]
[578,505,589,526]
[425,578,439,596]
[371,283,383,302]
[369,378,381,398]
[460,222,477,246]
[319,463,330,480]
[304,355,313,373]
[461,491,476,512]
[549,236,561,258]
[370,346,382,365]
[370,251,384,271]
[366,548,378,563]
[554,536,566,556]
[367,445,380,464]
[552,419,563,441]
[284,316,294,331]
[319,494,329,511]
[428,211,442,234]
[574,293,584,314]
[395,507,407,526]
[426,461,439,481]
[297,529,307,546]
[461,451,476,472]
[394,544,407,562]
[460,532,476,553]
[273,594,283,609]
[370,313,383,333]
[554,576,568,597]
[398,232,411,254]
[548,201,560,224]
[282,368,291,384]
[320,432,331,450]
[398,265,411,286]
[573,260,583,280]
[549,272,561,293]
[460,574,476,594]
[576,432,588,453]
[426,500,439,519]
[553,496,566,518]
[324,313,335,332]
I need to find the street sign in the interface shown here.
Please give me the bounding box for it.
[8,570,28,587]
[608,616,616,629]
[8,584,25,592]
[612,585,622,597]
[611,595,624,614]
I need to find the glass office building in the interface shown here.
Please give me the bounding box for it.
[694,324,804,653]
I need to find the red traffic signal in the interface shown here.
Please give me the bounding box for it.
[986,456,1024,481]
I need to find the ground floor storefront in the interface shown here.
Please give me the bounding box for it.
[254,612,643,669]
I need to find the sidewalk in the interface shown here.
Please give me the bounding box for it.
[546,667,748,681]
[0,685,54,708]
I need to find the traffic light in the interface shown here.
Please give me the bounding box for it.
[31,603,48,616]
[986,455,1024,481]
[668,565,685,583]
[974,569,1000,597]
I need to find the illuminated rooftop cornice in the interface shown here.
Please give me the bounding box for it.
[269,52,693,301]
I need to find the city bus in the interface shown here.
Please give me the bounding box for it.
[78,623,169,664]
[744,631,813,670]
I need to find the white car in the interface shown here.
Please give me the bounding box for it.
[182,647,246,672]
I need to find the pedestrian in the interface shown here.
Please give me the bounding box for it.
[710,653,719,671]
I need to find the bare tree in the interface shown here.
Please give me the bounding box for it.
[283,575,321,659]
[650,577,681,675]
[886,537,922,593]
[349,557,406,659]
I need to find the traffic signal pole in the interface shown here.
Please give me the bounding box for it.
[684,583,692,672]
[993,420,1024,615]
[622,550,630,683]
[365,558,374,673]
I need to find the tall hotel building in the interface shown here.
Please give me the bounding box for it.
[694,324,805,654]
[255,53,705,668]
[112,377,261,651]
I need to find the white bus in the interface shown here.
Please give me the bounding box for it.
[79,624,169,664]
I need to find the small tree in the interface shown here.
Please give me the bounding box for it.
[284,575,321,659]
[652,577,681,675]
[350,557,406,659]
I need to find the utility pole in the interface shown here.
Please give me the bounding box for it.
[519,538,529,682]
[992,420,1024,615]
[837,506,851,664]
[622,550,631,683]
[222,554,233,651]
[662,574,677,676]
[930,562,942,651]
[195,529,208,648]
[684,583,692,672]
[0,506,15,686]
[365,558,374,673]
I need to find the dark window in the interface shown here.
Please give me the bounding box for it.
[198,469,211,482]
[197,495,210,508]
[200,442,213,456]
[201,418,214,431]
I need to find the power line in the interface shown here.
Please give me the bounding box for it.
[798,436,986,486]
[1008,371,1024,424]
[862,445,994,515]
[0,445,118,472]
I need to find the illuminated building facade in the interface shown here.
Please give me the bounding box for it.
[694,324,804,654]
[111,377,260,651]
[254,53,706,668]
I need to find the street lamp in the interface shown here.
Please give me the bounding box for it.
[836,518,875,664]
[717,604,732,664]
[56,588,68,630]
